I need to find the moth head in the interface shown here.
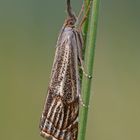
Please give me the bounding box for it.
[65,17,76,27]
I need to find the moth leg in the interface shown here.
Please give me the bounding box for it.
[78,88,89,108]
[77,0,90,20]
[77,39,92,78]
[79,94,86,107]
[77,1,85,21]
[78,0,93,31]
[80,65,92,79]
[79,56,92,79]
[77,79,87,107]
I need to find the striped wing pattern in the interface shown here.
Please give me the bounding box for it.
[40,27,82,140]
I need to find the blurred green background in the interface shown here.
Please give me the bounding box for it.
[0,0,140,140]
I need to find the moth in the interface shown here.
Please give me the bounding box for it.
[39,0,92,140]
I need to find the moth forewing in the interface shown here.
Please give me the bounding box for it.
[40,27,81,140]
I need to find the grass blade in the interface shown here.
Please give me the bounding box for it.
[78,0,100,140]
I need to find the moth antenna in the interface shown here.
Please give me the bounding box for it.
[67,0,73,17]
[66,0,76,23]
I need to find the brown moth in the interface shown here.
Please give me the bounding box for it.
[39,0,92,140]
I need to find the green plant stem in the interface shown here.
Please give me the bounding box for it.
[78,0,100,140]
[82,0,90,54]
